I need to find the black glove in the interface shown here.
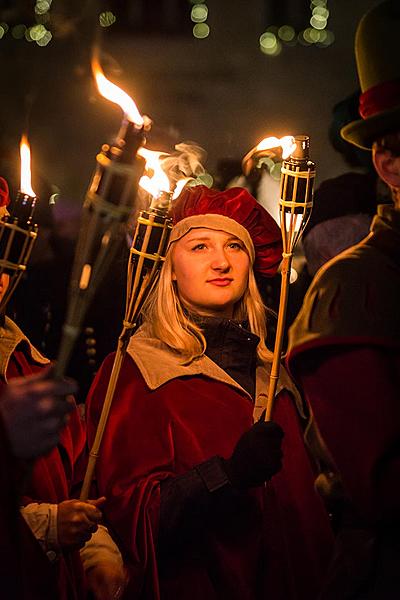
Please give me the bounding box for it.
[222,420,284,489]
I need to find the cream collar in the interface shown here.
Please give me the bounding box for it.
[126,326,303,422]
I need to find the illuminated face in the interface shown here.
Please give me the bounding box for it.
[171,228,250,318]
[0,272,10,304]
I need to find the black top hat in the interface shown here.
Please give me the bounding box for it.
[341,0,400,150]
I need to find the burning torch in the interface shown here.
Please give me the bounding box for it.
[80,150,184,500]
[54,61,147,378]
[243,135,315,420]
[0,135,38,313]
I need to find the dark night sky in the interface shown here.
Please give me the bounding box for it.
[0,0,381,205]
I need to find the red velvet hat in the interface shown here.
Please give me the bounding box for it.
[0,177,10,219]
[169,185,283,277]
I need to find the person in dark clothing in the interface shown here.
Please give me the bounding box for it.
[86,185,333,600]
[287,2,400,597]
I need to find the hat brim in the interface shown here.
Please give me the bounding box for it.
[341,105,400,150]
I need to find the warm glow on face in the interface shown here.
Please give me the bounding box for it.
[20,135,35,196]
[138,148,170,198]
[256,135,296,159]
[92,59,144,126]
[171,228,250,319]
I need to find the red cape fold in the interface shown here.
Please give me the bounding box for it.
[86,352,333,600]
[3,348,87,600]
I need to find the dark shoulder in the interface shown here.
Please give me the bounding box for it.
[289,241,400,350]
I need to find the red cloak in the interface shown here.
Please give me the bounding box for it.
[86,349,333,600]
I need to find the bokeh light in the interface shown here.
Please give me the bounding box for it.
[29,24,47,41]
[310,14,327,30]
[191,4,208,23]
[260,31,277,50]
[278,25,295,42]
[11,25,26,40]
[318,29,335,46]
[36,30,52,46]
[99,12,116,27]
[313,6,329,18]
[193,23,210,39]
[35,0,51,15]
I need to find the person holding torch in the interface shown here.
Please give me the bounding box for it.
[86,184,333,599]
[287,1,400,596]
[0,139,126,600]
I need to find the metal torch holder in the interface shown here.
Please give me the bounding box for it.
[54,148,145,379]
[0,192,38,314]
[265,144,314,420]
[80,196,172,500]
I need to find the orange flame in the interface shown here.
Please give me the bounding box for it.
[20,135,36,197]
[92,59,144,127]
[255,135,296,159]
[138,148,171,198]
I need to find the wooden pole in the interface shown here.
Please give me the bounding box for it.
[265,253,292,421]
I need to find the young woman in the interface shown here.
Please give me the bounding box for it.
[86,185,333,600]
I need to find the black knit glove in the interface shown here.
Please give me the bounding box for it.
[222,420,284,489]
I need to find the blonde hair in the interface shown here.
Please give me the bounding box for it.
[141,246,272,365]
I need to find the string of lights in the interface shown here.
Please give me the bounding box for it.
[260,0,333,57]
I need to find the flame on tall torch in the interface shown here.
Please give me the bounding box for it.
[20,135,36,197]
[92,58,144,127]
[255,136,296,159]
[242,135,297,176]
[138,148,171,198]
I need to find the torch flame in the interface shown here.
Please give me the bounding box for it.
[256,135,296,159]
[92,59,144,127]
[20,135,36,197]
[138,148,171,198]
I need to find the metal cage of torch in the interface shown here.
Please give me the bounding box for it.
[80,193,172,500]
[0,192,38,313]
[54,124,145,379]
[265,136,315,420]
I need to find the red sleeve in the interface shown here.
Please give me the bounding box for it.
[85,353,173,598]
[292,345,400,523]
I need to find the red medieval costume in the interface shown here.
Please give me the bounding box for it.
[0,414,60,599]
[0,316,87,600]
[86,319,333,600]
[287,205,400,596]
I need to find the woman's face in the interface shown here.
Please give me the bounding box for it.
[171,228,250,318]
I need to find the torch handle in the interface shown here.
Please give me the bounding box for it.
[265,254,292,421]
[80,334,128,500]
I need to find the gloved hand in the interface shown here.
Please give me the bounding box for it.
[223,420,284,489]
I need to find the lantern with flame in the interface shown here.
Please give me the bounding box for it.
[242,135,315,420]
[55,62,148,378]
[0,136,38,312]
